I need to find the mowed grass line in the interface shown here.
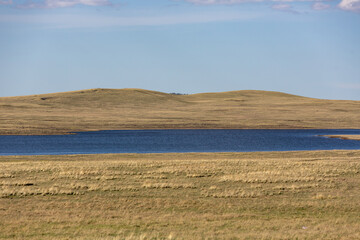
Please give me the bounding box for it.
[1,88,360,135]
[0,150,360,239]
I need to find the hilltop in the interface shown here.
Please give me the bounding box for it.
[1,88,360,135]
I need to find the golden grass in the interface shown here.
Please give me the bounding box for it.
[324,135,360,141]
[1,88,360,135]
[1,150,360,239]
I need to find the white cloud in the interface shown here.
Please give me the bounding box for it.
[271,3,301,13]
[45,0,110,8]
[272,3,292,10]
[312,2,331,10]
[334,82,360,89]
[183,0,325,4]
[183,0,257,4]
[0,12,258,28]
[338,0,360,12]
[18,0,111,8]
[0,0,12,5]
[183,0,360,13]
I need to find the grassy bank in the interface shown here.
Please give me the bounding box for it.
[1,88,360,135]
[1,150,360,239]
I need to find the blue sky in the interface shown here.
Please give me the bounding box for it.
[0,0,359,99]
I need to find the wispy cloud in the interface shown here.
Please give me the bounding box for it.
[0,11,258,28]
[17,0,112,9]
[0,0,12,5]
[312,2,331,10]
[183,0,255,4]
[272,4,291,10]
[183,0,325,4]
[271,3,300,14]
[338,0,360,12]
[334,82,360,89]
[179,0,323,15]
[182,0,360,13]
[2,0,360,14]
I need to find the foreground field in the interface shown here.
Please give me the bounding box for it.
[1,88,360,135]
[1,151,360,239]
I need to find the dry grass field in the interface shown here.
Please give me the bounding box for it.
[1,150,360,239]
[1,88,360,135]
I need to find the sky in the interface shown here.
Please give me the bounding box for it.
[0,0,359,100]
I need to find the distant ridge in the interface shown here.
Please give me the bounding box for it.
[1,88,360,135]
[7,88,306,99]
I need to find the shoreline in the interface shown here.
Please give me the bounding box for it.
[0,126,324,136]
[1,127,360,136]
[1,149,360,160]
[2,149,360,158]
[322,135,360,141]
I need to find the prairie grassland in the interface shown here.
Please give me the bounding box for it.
[1,151,360,239]
[1,88,360,135]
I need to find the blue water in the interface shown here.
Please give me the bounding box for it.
[1,129,360,156]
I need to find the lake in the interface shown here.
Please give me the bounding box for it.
[1,129,360,156]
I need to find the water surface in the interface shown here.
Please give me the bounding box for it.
[1,129,360,156]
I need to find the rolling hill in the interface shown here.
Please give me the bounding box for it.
[1,88,360,135]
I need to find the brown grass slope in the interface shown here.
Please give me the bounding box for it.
[1,88,360,135]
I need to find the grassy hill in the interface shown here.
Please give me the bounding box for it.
[1,88,360,135]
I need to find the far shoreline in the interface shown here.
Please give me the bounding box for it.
[2,127,360,136]
[322,135,360,141]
